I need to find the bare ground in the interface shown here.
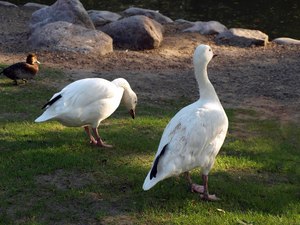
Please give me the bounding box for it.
[0,5,300,123]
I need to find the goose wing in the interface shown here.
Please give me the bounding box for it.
[35,78,121,123]
[58,78,119,109]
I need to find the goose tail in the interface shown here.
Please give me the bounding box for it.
[35,110,56,123]
[143,172,162,191]
[142,144,168,191]
[35,115,46,123]
[41,94,62,109]
[35,94,62,122]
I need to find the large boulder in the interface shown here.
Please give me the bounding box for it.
[0,1,17,7]
[216,28,269,47]
[101,15,164,50]
[122,7,173,24]
[175,19,194,25]
[88,10,122,27]
[182,20,227,35]
[28,21,113,55]
[29,0,95,32]
[23,2,48,10]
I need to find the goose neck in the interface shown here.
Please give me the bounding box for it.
[194,62,209,88]
[194,62,219,102]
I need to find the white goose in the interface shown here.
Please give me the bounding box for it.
[143,44,228,201]
[35,78,137,148]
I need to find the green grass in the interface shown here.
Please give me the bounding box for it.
[0,70,299,225]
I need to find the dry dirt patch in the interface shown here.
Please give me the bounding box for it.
[35,169,96,190]
[0,7,299,122]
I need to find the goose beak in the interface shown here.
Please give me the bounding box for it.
[36,60,41,64]
[129,109,135,119]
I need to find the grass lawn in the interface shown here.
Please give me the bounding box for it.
[0,68,299,224]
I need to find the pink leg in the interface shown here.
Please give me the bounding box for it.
[185,172,204,193]
[91,127,113,148]
[84,126,97,145]
[200,174,220,201]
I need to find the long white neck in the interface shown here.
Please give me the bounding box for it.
[194,60,220,103]
[112,78,133,108]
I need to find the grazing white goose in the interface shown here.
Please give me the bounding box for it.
[143,44,228,201]
[35,78,137,148]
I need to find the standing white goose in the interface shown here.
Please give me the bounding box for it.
[143,44,228,201]
[35,78,137,148]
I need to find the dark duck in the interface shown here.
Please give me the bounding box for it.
[0,53,40,85]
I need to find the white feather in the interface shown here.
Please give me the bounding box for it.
[35,78,136,128]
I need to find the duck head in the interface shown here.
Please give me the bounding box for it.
[26,53,40,65]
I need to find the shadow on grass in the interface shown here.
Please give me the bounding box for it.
[0,118,299,224]
[0,80,299,223]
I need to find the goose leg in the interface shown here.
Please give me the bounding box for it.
[84,126,97,145]
[185,172,204,193]
[91,127,113,148]
[200,174,220,201]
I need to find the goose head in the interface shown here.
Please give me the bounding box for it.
[193,44,216,67]
[113,78,137,119]
[123,88,137,119]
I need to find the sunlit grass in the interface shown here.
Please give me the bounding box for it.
[0,70,299,224]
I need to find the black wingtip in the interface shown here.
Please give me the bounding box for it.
[42,94,62,109]
[150,144,168,180]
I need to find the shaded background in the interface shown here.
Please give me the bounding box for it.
[8,0,300,39]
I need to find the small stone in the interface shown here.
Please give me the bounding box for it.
[272,37,300,45]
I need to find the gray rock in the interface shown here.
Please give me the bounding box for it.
[122,7,173,24]
[216,28,269,47]
[23,2,48,10]
[29,0,95,32]
[28,21,113,55]
[183,21,227,35]
[174,19,194,25]
[0,1,17,7]
[272,37,300,45]
[88,10,121,27]
[101,15,164,50]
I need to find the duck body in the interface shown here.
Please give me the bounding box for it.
[143,44,228,201]
[0,54,40,85]
[35,77,137,147]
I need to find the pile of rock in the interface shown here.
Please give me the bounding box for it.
[1,0,299,55]
[27,0,166,54]
[28,0,113,55]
